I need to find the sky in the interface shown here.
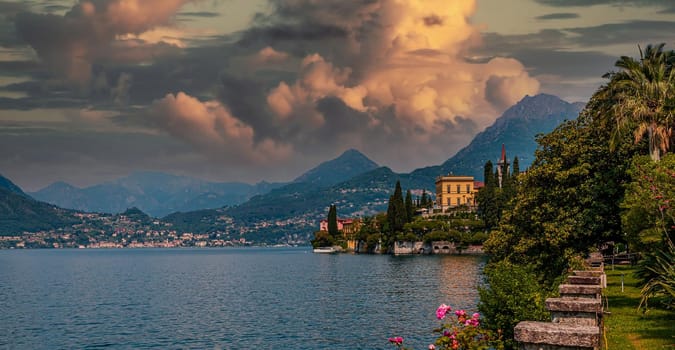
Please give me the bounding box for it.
[0,0,673,191]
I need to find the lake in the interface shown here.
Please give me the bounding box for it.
[0,247,485,349]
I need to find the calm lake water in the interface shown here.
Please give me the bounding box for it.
[0,247,485,349]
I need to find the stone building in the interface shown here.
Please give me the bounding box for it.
[435,175,481,211]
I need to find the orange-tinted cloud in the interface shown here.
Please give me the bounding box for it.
[15,0,192,84]
[254,0,539,162]
[148,92,292,164]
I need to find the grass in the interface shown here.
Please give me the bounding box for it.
[603,265,674,349]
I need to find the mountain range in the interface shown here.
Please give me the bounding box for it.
[0,175,78,233]
[165,93,585,242]
[1,93,585,242]
[29,172,286,217]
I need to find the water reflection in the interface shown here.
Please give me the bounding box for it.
[438,255,486,312]
[0,248,486,350]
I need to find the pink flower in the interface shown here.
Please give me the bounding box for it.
[472,313,480,319]
[428,345,436,350]
[436,304,452,320]
[465,318,480,327]
[388,336,403,345]
[455,309,467,317]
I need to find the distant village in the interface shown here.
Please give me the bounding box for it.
[0,210,257,249]
[2,145,517,251]
[312,145,518,255]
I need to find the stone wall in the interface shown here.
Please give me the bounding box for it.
[392,241,484,255]
[514,253,606,350]
[393,241,431,255]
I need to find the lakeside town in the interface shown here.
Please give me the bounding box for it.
[1,145,513,251]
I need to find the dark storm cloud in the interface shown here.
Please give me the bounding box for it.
[0,1,28,14]
[0,96,85,110]
[217,74,278,141]
[13,0,193,83]
[477,19,675,80]
[567,21,675,47]
[478,38,617,79]
[42,4,70,13]
[535,13,580,20]
[311,97,478,170]
[238,24,349,46]
[535,0,674,7]
[0,125,205,190]
[178,11,220,18]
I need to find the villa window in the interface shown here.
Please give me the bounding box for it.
[456,185,460,193]
[466,184,470,193]
[456,198,461,206]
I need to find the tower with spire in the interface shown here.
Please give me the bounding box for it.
[497,144,510,188]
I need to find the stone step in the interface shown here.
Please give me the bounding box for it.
[515,321,600,349]
[573,270,604,277]
[559,284,603,298]
[546,297,602,313]
[568,275,601,285]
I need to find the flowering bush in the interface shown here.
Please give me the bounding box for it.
[389,304,503,350]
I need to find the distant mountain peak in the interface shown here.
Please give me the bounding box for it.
[434,93,584,180]
[0,173,28,197]
[293,149,379,187]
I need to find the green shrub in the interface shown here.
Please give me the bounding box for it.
[423,230,450,243]
[311,230,335,248]
[478,261,552,349]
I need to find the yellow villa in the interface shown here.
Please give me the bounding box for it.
[435,175,482,211]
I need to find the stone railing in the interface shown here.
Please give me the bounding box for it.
[514,253,606,350]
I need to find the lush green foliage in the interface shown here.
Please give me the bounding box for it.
[636,242,675,310]
[478,261,552,349]
[622,155,674,251]
[0,187,79,234]
[483,90,643,282]
[311,230,336,248]
[478,43,674,346]
[606,43,675,161]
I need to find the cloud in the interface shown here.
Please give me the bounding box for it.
[128,0,537,172]
[178,11,220,18]
[148,92,292,164]
[536,13,580,20]
[534,0,673,7]
[486,72,541,111]
[566,21,675,47]
[255,46,290,64]
[14,0,193,84]
[473,19,675,100]
[239,0,539,154]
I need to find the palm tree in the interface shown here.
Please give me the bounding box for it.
[607,43,675,161]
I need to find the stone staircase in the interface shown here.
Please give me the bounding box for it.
[515,254,606,350]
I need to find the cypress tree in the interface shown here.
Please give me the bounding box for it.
[386,195,395,233]
[405,189,414,223]
[478,161,500,230]
[420,190,428,208]
[327,204,338,237]
[393,181,406,231]
[512,157,520,176]
[387,181,406,234]
[483,160,494,187]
